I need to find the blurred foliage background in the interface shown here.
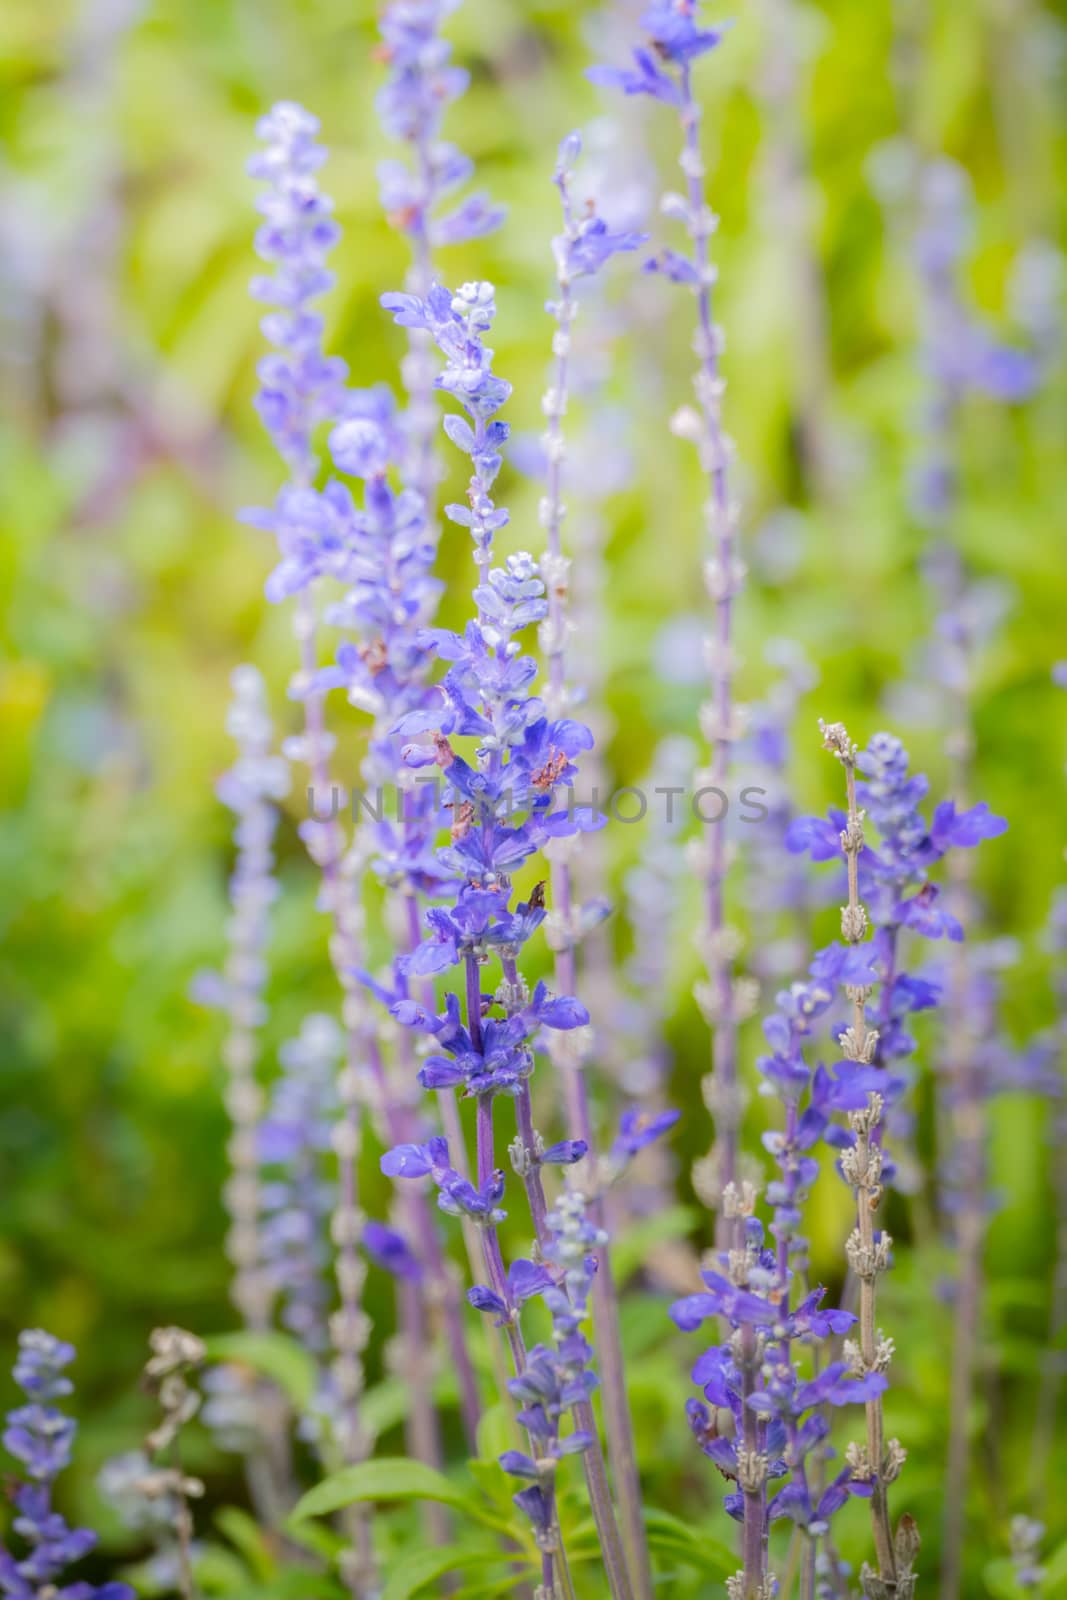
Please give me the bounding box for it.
[1,0,1065,1593]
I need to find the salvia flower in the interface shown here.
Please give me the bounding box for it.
[375,2,503,252]
[499,1194,603,1549]
[375,1,503,516]
[246,102,348,482]
[377,276,630,1596]
[787,728,1006,1184]
[244,109,380,1556]
[2,1331,132,1600]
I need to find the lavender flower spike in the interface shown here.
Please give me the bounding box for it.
[375,0,503,513]
[590,3,750,1242]
[2,1330,133,1600]
[246,101,347,489]
[380,277,633,1599]
[244,101,375,1592]
[819,722,916,1600]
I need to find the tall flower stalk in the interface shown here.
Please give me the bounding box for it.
[371,0,505,1427]
[375,0,504,515]
[245,101,488,1566]
[790,719,1008,1594]
[822,722,902,1593]
[192,669,295,1523]
[590,3,751,1240]
[537,129,651,1600]
[377,278,633,1598]
[242,99,377,1589]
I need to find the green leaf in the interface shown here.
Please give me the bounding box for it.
[203,1331,317,1413]
[643,1507,737,1577]
[982,1557,1021,1599]
[214,1506,275,1583]
[293,1458,470,1521]
[380,1543,512,1600]
[1042,1539,1067,1596]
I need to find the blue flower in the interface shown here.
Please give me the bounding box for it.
[246,103,348,479]
[610,1107,681,1163]
[2,1333,133,1600]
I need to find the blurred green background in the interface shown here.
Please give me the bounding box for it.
[1,0,1065,1593]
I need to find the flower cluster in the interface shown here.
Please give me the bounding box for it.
[375,0,503,513]
[374,277,635,1594]
[787,729,1006,1182]
[670,933,886,1575]
[2,1331,132,1600]
[375,1,503,256]
[246,102,348,483]
[497,1195,603,1544]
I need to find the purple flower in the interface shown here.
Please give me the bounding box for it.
[610,1107,680,1163]
[637,0,729,62]
[2,1333,132,1600]
[541,1139,588,1165]
[246,102,348,481]
[587,4,728,107]
[468,1259,552,1321]
[381,1135,452,1181]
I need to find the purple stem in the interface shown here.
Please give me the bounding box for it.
[740,1324,767,1597]
[470,1041,558,1596]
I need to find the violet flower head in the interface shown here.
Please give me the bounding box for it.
[2,1331,132,1600]
[587,1,728,102]
[670,1219,875,1538]
[375,2,503,519]
[247,102,348,481]
[501,1194,602,1538]
[305,396,444,762]
[788,730,1006,1183]
[375,2,504,254]
[550,130,647,286]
